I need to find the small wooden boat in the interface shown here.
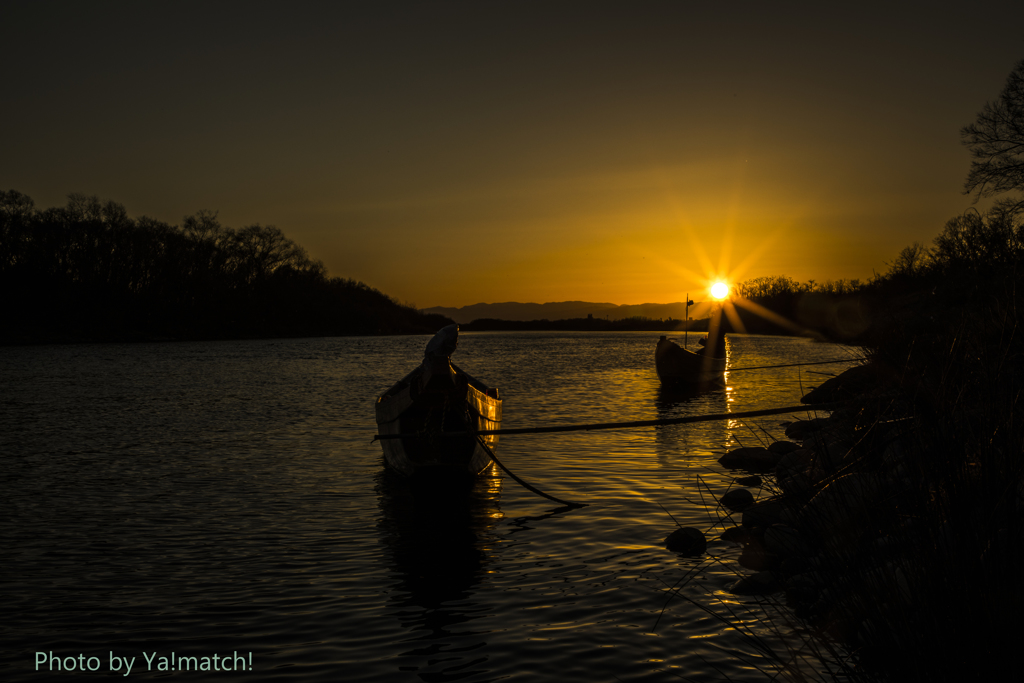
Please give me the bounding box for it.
[375,325,501,480]
[655,335,727,387]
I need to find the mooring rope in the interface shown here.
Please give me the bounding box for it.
[726,358,865,372]
[473,434,587,509]
[373,402,838,441]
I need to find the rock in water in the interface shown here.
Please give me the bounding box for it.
[720,488,755,511]
[665,527,707,556]
[784,418,830,439]
[718,446,781,473]
[730,571,782,595]
[767,440,801,455]
[800,363,879,404]
[742,499,788,529]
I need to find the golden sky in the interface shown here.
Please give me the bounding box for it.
[3,2,1023,307]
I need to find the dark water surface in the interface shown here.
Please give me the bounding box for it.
[1,332,861,682]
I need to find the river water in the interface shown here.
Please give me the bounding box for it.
[1,332,861,682]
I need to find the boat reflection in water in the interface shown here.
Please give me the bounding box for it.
[653,343,732,469]
[375,459,504,679]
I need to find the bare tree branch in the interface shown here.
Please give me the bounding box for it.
[961,58,1024,204]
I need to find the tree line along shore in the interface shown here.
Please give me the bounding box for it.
[0,191,454,345]
[1,180,1014,347]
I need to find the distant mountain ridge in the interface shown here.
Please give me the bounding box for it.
[420,300,709,324]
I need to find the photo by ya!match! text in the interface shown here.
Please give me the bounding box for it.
[35,651,253,675]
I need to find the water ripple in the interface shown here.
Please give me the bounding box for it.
[1,333,860,681]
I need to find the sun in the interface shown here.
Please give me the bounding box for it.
[710,282,730,300]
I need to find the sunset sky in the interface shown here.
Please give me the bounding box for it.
[3,2,1024,308]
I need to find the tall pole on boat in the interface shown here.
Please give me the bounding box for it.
[684,293,690,349]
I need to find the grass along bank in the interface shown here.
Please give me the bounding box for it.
[677,276,1024,681]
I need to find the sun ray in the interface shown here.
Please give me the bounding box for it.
[721,300,748,334]
[718,225,735,284]
[731,296,809,335]
[680,223,718,282]
[645,155,801,308]
[718,153,750,276]
[626,243,709,288]
[727,225,787,281]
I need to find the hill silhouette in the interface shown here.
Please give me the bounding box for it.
[421,300,715,324]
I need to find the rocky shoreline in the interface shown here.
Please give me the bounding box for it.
[665,357,1015,679]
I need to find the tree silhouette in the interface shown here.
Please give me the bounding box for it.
[886,241,932,278]
[962,58,1024,213]
[229,223,316,284]
[932,205,1023,272]
[0,191,450,344]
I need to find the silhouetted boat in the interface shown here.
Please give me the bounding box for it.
[655,335,727,387]
[375,325,502,480]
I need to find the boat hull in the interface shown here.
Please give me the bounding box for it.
[375,361,501,480]
[655,336,727,387]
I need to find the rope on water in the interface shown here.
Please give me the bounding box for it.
[473,434,587,509]
[726,358,865,372]
[374,402,839,441]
